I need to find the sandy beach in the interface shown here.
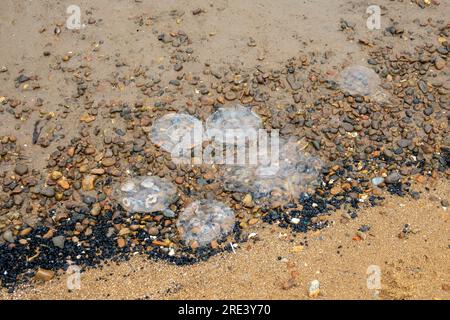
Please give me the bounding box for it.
[0,0,448,300]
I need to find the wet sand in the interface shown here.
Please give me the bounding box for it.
[2,180,448,300]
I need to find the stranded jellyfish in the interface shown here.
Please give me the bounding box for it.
[114,176,178,213]
[339,65,381,97]
[176,200,235,247]
[205,104,262,144]
[150,113,203,154]
[221,138,323,203]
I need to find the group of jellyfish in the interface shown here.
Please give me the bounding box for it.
[113,65,382,247]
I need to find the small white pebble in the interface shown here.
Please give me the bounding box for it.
[308,279,320,298]
[290,218,300,224]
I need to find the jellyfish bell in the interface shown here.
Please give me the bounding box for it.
[176,200,235,247]
[150,113,204,153]
[338,65,381,96]
[113,176,178,213]
[205,104,262,144]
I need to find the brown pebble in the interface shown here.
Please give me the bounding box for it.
[200,96,215,106]
[210,240,219,249]
[20,227,32,237]
[117,237,126,248]
[42,229,54,239]
[50,171,63,180]
[330,186,342,195]
[175,176,184,184]
[147,227,159,236]
[435,57,446,70]
[57,178,70,190]
[82,175,96,191]
[91,168,105,175]
[102,158,116,167]
[90,203,101,216]
[190,240,199,250]
[34,268,55,281]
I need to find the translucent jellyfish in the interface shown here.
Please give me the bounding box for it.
[221,138,323,204]
[221,165,255,193]
[339,66,380,96]
[253,150,323,202]
[176,200,235,247]
[205,105,262,144]
[113,176,178,213]
[150,113,203,154]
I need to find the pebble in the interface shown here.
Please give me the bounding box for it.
[200,96,215,106]
[102,158,116,167]
[117,237,126,248]
[371,177,385,186]
[50,171,62,180]
[162,209,176,218]
[52,235,65,249]
[308,280,320,298]
[192,8,204,15]
[330,186,343,195]
[57,178,70,190]
[147,227,159,236]
[90,203,101,216]
[42,229,54,239]
[20,227,32,237]
[242,194,253,207]
[434,57,446,70]
[14,164,29,176]
[82,175,96,191]
[34,268,55,281]
[225,91,236,100]
[40,187,55,197]
[175,177,184,184]
[2,230,15,243]
[385,172,401,184]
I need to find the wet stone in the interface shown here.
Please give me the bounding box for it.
[40,187,55,197]
[52,235,65,249]
[14,164,29,176]
[385,172,401,184]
